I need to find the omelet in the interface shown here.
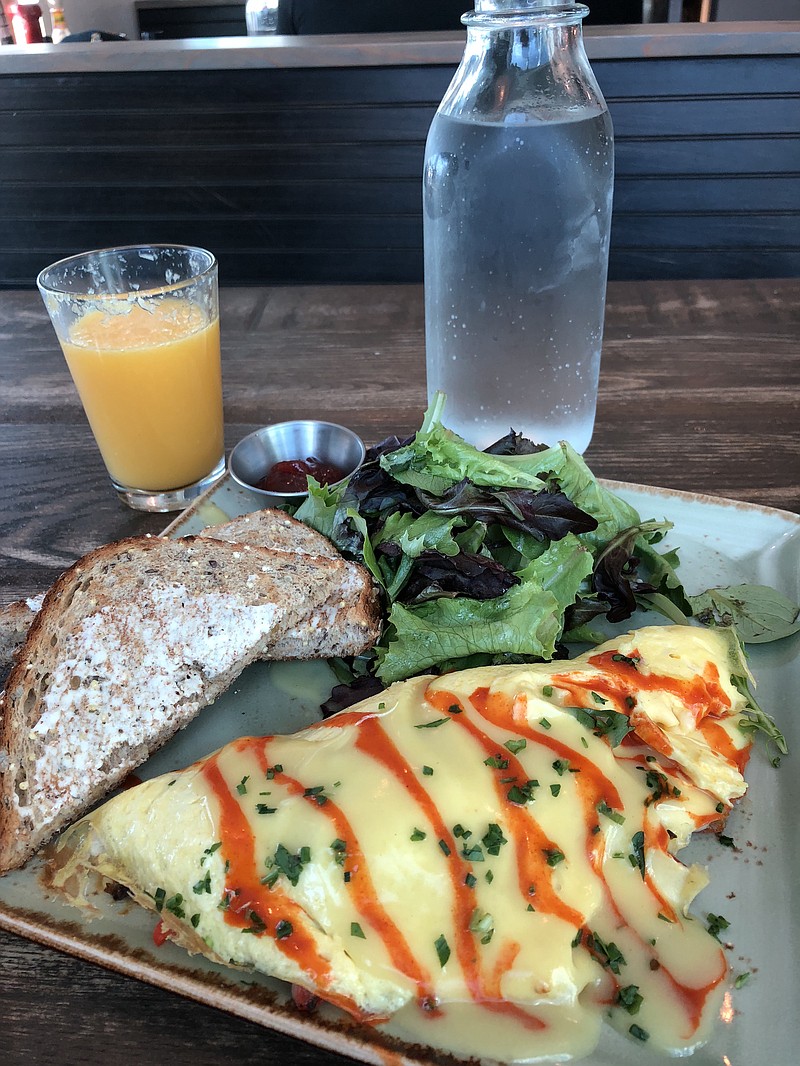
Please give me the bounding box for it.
[48,625,755,1063]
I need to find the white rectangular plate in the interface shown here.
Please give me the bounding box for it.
[2,478,798,1066]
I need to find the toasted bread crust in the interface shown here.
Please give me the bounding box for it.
[0,532,379,874]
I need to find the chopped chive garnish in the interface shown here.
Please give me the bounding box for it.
[192,871,211,895]
[544,849,565,867]
[256,803,277,815]
[707,913,730,941]
[550,783,561,797]
[416,718,450,729]
[422,765,434,776]
[351,922,366,939]
[597,800,625,825]
[410,827,427,841]
[275,919,293,940]
[439,839,451,857]
[236,776,249,795]
[200,841,222,866]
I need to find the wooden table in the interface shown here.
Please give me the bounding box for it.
[1,278,798,1064]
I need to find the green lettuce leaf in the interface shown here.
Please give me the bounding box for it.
[689,584,800,644]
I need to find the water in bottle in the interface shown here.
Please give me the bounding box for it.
[423,2,614,452]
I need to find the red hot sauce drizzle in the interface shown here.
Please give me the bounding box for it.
[253,736,437,1014]
[455,679,727,1039]
[352,714,547,1031]
[200,744,368,1020]
[197,651,735,1045]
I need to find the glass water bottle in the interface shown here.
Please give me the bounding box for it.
[423,1,614,452]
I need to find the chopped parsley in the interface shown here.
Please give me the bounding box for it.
[569,705,632,747]
[448,703,463,715]
[435,934,451,967]
[265,764,283,780]
[266,843,311,887]
[464,873,477,889]
[507,779,539,805]
[461,843,485,862]
[629,831,646,880]
[275,919,293,940]
[544,849,565,867]
[351,922,366,939]
[616,984,643,1015]
[242,910,267,935]
[717,834,736,849]
[482,823,508,856]
[734,971,751,989]
[504,738,527,755]
[164,894,185,919]
[256,803,277,815]
[552,759,570,777]
[330,838,347,865]
[416,717,450,729]
[303,785,328,806]
[628,1024,649,1042]
[612,653,640,669]
[236,776,250,795]
[484,753,509,770]
[410,827,427,841]
[707,913,731,941]
[550,784,561,797]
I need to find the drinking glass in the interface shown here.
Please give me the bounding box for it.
[37,244,225,512]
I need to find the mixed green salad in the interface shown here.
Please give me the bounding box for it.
[293,396,797,756]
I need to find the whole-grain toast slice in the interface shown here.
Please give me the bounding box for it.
[202,510,374,659]
[204,508,340,559]
[0,511,346,679]
[0,534,379,874]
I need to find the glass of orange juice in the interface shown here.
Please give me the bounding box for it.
[37,245,224,512]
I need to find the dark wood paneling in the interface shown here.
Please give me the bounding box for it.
[0,54,798,286]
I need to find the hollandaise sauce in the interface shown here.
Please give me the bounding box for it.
[55,626,755,1064]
